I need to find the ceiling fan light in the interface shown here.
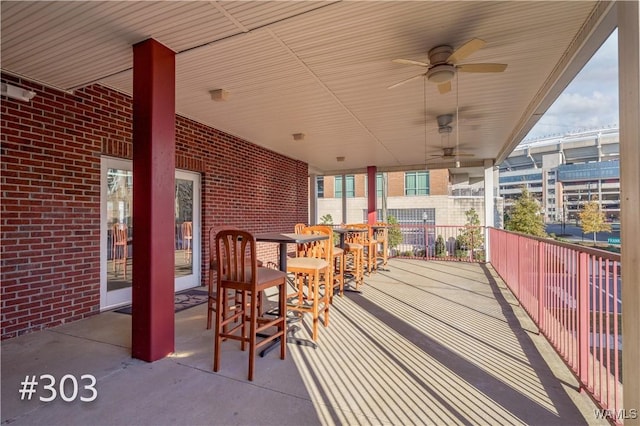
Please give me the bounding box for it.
[426,64,455,83]
[437,114,453,127]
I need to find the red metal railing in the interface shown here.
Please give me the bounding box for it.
[489,228,622,421]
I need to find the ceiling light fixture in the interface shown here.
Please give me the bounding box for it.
[1,83,36,102]
[336,156,345,162]
[209,89,229,101]
[426,64,455,84]
[292,133,305,141]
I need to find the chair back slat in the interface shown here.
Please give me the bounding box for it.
[299,225,332,261]
[373,222,388,242]
[345,223,372,244]
[216,230,256,288]
[112,223,128,245]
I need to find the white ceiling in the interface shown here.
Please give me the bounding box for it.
[1,1,617,176]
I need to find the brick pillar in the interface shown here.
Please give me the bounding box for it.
[367,166,377,224]
[131,39,176,362]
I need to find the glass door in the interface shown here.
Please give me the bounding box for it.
[174,170,201,292]
[100,157,201,310]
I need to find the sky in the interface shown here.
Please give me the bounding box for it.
[523,29,619,141]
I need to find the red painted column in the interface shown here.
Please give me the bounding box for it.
[367,166,377,225]
[132,39,176,362]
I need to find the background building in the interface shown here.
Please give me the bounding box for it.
[316,169,503,228]
[314,126,620,231]
[499,128,620,223]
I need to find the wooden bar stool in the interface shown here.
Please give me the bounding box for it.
[343,227,364,289]
[348,223,377,275]
[374,222,389,268]
[213,229,287,381]
[181,221,193,264]
[111,223,129,279]
[207,226,263,330]
[331,244,345,300]
[286,226,331,341]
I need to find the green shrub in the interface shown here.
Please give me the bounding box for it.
[455,236,468,259]
[435,235,446,257]
[387,215,403,249]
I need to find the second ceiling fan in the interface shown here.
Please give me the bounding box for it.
[427,114,475,163]
[389,38,507,93]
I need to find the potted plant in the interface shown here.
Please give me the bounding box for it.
[435,235,447,258]
[455,236,469,259]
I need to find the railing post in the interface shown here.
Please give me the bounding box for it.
[516,235,521,300]
[537,240,545,329]
[471,227,474,262]
[577,251,589,386]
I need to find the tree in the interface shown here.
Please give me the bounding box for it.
[579,200,611,244]
[387,215,403,250]
[319,214,340,245]
[319,214,333,225]
[457,208,484,253]
[505,188,547,237]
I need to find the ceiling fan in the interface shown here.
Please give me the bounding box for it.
[428,146,475,160]
[426,114,475,166]
[389,38,507,93]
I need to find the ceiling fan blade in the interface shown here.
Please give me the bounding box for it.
[392,58,430,67]
[388,73,424,89]
[454,153,475,157]
[437,81,451,94]
[457,63,507,73]
[447,38,486,64]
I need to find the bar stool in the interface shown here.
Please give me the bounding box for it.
[331,244,345,300]
[111,223,129,279]
[181,221,193,263]
[343,227,364,290]
[207,226,263,330]
[213,229,287,381]
[286,225,331,341]
[350,223,377,275]
[373,222,389,268]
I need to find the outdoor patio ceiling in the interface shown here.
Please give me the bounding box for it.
[1,1,616,176]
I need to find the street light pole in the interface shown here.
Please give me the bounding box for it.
[422,211,428,257]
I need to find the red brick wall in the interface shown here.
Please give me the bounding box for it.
[429,169,450,195]
[387,172,405,196]
[1,74,308,339]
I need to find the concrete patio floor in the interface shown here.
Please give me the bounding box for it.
[1,259,605,425]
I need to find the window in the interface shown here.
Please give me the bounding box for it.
[335,175,355,198]
[316,176,324,198]
[405,171,429,196]
[376,173,384,197]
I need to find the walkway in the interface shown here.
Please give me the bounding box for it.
[1,259,604,425]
